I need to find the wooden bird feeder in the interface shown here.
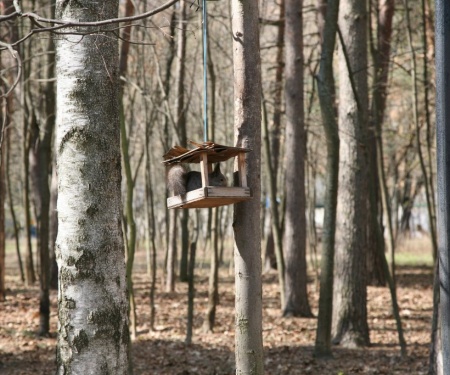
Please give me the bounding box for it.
[163,141,252,209]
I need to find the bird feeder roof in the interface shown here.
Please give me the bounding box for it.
[163,141,251,165]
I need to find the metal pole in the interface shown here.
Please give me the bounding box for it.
[202,0,209,142]
[436,0,450,371]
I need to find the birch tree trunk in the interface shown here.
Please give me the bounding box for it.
[55,0,130,373]
[332,0,370,347]
[231,0,264,372]
[282,0,312,318]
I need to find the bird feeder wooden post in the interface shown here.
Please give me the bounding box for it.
[200,152,210,187]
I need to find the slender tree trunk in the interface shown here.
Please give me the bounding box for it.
[55,0,130,372]
[186,240,197,344]
[1,0,19,296]
[0,100,5,301]
[264,0,285,273]
[332,0,370,348]
[6,125,24,282]
[282,0,312,318]
[231,0,264,371]
[314,0,340,358]
[28,14,55,334]
[118,0,137,341]
[176,0,189,283]
[166,209,177,293]
[366,0,395,287]
[436,0,450,372]
[203,30,220,329]
[429,262,443,374]
[203,207,219,332]
[21,63,35,287]
[144,122,158,331]
[262,96,285,307]
[404,0,437,259]
[421,0,436,262]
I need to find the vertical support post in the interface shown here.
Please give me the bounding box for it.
[238,152,248,188]
[200,152,209,187]
[436,0,450,371]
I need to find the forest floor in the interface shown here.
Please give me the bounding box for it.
[0,237,433,375]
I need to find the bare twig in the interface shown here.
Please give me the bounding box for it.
[0,42,22,98]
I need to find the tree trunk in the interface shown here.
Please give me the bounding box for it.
[366,0,395,287]
[264,0,285,273]
[314,0,340,358]
[118,0,137,341]
[55,0,130,372]
[176,0,189,283]
[186,241,197,344]
[1,0,19,297]
[436,0,450,372]
[0,100,5,301]
[282,0,312,318]
[332,0,370,348]
[166,209,177,293]
[203,207,219,332]
[23,112,35,285]
[6,124,24,283]
[262,95,285,307]
[404,0,437,259]
[231,0,264,371]
[28,17,55,334]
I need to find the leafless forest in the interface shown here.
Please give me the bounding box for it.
[0,0,440,374]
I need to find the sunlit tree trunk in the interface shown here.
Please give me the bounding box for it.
[314,0,340,358]
[55,0,130,372]
[332,0,370,347]
[232,0,264,371]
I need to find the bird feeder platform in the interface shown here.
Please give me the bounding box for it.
[163,141,252,209]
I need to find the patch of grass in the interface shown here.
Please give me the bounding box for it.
[394,252,433,267]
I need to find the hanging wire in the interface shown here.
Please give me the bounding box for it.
[202,0,208,142]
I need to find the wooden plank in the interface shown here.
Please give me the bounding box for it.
[167,187,252,209]
[167,188,206,207]
[206,187,251,197]
[238,152,248,187]
[199,152,209,187]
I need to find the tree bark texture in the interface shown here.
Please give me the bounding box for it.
[0,102,5,302]
[176,0,189,283]
[332,0,370,348]
[55,0,130,373]
[366,0,395,287]
[436,0,450,372]
[231,0,264,371]
[282,0,312,318]
[314,0,340,358]
[28,23,56,333]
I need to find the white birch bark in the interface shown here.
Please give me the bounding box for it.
[55,1,129,373]
[231,0,264,372]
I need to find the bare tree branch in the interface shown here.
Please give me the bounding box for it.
[0,41,22,98]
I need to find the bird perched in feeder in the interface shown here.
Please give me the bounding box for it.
[166,163,227,196]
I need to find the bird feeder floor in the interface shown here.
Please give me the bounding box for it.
[167,186,252,209]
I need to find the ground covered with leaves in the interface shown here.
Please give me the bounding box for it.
[0,246,433,375]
